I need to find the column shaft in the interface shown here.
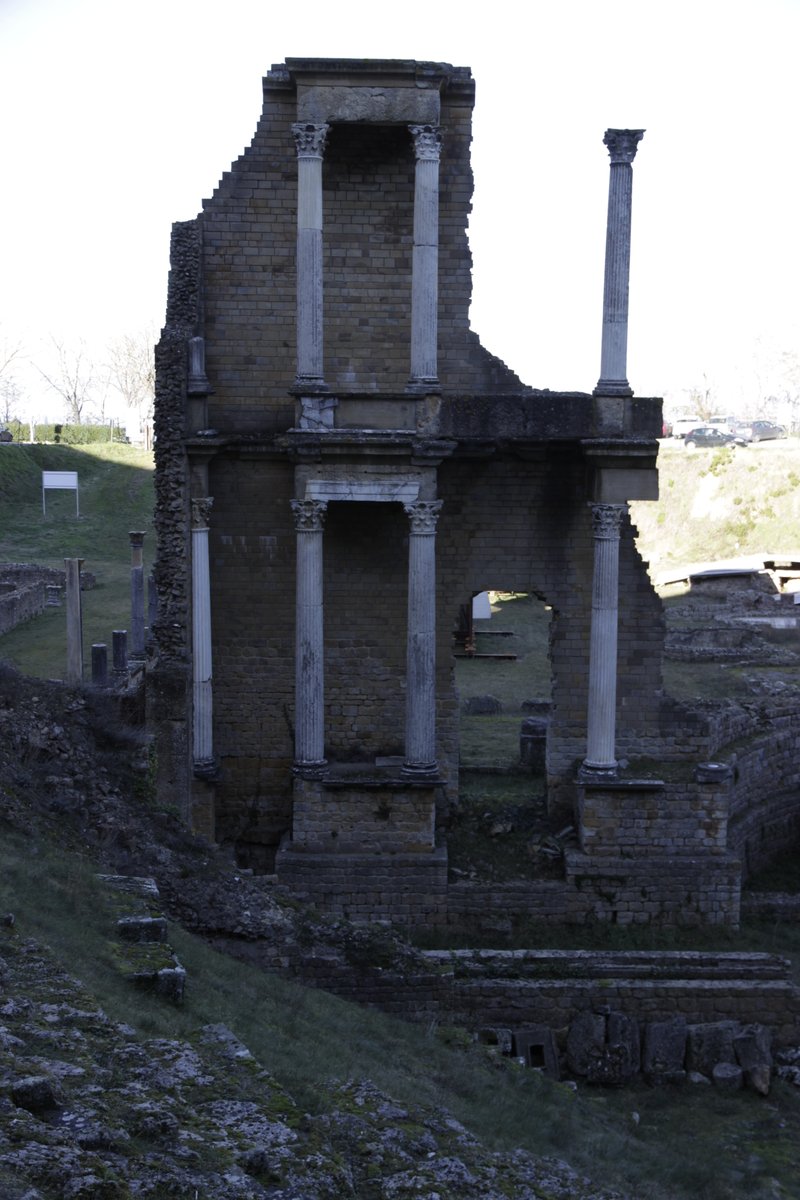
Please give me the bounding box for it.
[409,126,441,387]
[583,504,626,775]
[293,125,329,385]
[595,129,644,397]
[64,557,84,685]
[403,501,442,774]
[292,500,327,772]
[191,498,214,768]
[129,531,146,657]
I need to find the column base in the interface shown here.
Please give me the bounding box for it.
[579,759,619,782]
[401,760,439,780]
[293,760,328,781]
[593,379,633,397]
[193,757,219,781]
[405,378,441,395]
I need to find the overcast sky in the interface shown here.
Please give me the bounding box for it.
[1,0,798,422]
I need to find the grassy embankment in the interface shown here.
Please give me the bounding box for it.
[0,442,155,680]
[2,828,800,1200]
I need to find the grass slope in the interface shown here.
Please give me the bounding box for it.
[631,439,800,575]
[2,828,800,1200]
[0,443,154,680]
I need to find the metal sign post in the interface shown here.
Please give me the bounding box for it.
[42,471,79,517]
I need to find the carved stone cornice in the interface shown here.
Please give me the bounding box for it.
[409,124,442,162]
[603,128,645,165]
[191,497,213,529]
[292,122,330,158]
[291,498,328,531]
[404,499,442,534]
[589,502,627,538]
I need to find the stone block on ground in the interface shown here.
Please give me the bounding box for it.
[643,1016,687,1084]
[686,1021,738,1078]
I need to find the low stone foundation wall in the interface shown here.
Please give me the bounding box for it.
[0,563,96,636]
[281,946,800,1049]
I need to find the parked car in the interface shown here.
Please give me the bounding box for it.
[733,420,787,443]
[683,425,747,450]
[671,416,702,438]
[0,427,12,443]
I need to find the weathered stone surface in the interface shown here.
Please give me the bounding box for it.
[11,1075,59,1114]
[734,1023,773,1095]
[642,1017,687,1083]
[712,1061,743,1091]
[686,1021,738,1078]
[566,1010,606,1077]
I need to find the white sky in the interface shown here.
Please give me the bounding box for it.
[1,0,798,422]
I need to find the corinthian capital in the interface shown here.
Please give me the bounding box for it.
[589,502,627,539]
[404,500,443,534]
[603,128,645,165]
[291,498,328,532]
[191,497,214,529]
[292,122,330,159]
[409,124,442,162]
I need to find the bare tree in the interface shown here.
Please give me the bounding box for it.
[37,337,95,424]
[107,328,155,436]
[0,377,21,425]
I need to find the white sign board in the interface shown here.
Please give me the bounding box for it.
[42,470,79,517]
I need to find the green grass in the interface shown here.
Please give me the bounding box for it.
[2,825,800,1200]
[631,439,800,574]
[0,443,154,679]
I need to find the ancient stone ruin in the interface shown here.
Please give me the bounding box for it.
[150,57,797,930]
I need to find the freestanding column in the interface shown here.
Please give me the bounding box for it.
[583,503,627,776]
[292,123,329,387]
[191,497,214,771]
[129,531,146,657]
[403,500,442,775]
[64,557,83,685]
[291,499,328,775]
[408,125,442,388]
[594,129,645,397]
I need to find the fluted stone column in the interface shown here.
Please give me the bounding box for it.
[292,499,328,775]
[583,503,626,776]
[293,123,329,387]
[191,497,214,771]
[403,500,442,776]
[408,125,442,389]
[594,129,645,397]
[129,531,146,658]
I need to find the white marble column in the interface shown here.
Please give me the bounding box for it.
[594,129,645,397]
[191,497,214,770]
[292,123,329,387]
[583,503,626,777]
[292,499,328,775]
[408,125,442,389]
[403,500,442,776]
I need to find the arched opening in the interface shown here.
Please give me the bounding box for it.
[449,590,565,881]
